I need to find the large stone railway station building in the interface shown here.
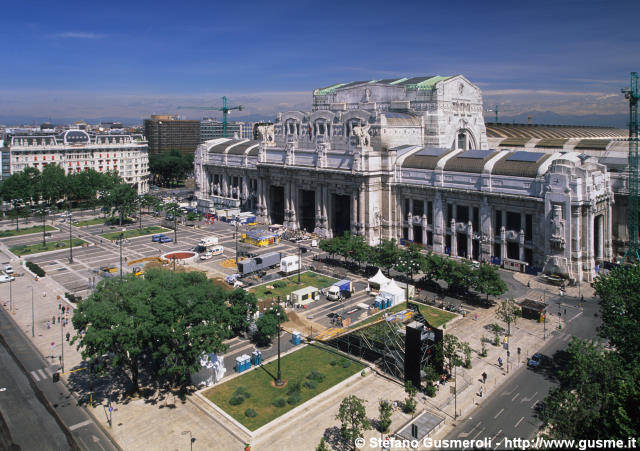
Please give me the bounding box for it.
[194,75,630,283]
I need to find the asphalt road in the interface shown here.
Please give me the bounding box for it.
[0,306,118,451]
[445,293,601,448]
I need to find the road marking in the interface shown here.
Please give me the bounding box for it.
[501,385,519,396]
[494,408,504,419]
[459,421,481,438]
[31,371,40,381]
[515,416,524,428]
[511,392,520,402]
[490,429,502,441]
[471,427,486,441]
[521,391,537,402]
[37,369,47,380]
[569,311,583,322]
[69,419,92,431]
[531,399,539,409]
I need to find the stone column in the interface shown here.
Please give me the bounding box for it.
[519,229,525,261]
[314,188,323,235]
[351,191,358,234]
[587,207,595,278]
[467,222,473,260]
[450,220,457,256]
[359,186,365,234]
[422,214,428,245]
[407,212,414,241]
[500,226,507,261]
[284,183,290,227]
[290,182,298,230]
[222,173,228,197]
[573,207,582,281]
[433,192,444,254]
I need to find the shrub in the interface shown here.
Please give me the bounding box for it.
[272,397,286,408]
[244,408,257,418]
[330,360,337,366]
[425,383,437,397]
[340,359,352,368]
[273,281,287,288]
[287,392,301,405]
[230,386,251,405]
[307,370,325,382]
[65,292,82,303]
[303,379,318,389]
[287,381,301,396]
[26,261,45,277]
[229,396,244,406]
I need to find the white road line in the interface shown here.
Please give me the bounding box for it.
[531,399,539,409]
[515,416,524,428]
[459,421,481,438]
[490,429,502,441]
[511,392,520,402]
[37,369,47,379]
[501,385,519,396]
[521,391,537,402]
[569,311,583,322]
[471,427,486,441]
[30,371,40,382]
[69,419,92,431]
[494,408,504,419]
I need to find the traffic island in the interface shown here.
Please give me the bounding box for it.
[249,271,337,301]
[99,226,171,240]
[10,238,87,256]
[0,225,58,238]
[201,345,364,431]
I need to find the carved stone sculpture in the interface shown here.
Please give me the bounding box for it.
[257,124,275,145]
[550,204,565,249]
[352,124,371,147]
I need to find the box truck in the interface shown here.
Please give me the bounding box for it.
[326,279,353,301]
[280,255,301,274]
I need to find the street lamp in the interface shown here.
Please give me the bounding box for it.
[297,242,302,284]
[9,276,13,313]
[181,431,194,451]
[31,286,35,337]
[68,209,73,263]
[119,228,126,279]
[235,216,239,265]
[275,296,283,386]
[60,313,64,373]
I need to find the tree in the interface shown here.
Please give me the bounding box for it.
[104,183,137,226]
[0,171,32,231]
[225,289,258,336]
[336,395,371,450]
[254,305,287,346]
[474,264,507,303]
[316,438,331,451]
[423,365,439,397]
[378,400,393,433]
[164,202,184,243]
[441,334,463,375]
[496,298,519,337]
[420,252,445,283]
[445,259,476,295]
[403,381,417,414]
[39,164,67,205]
[319,237,341,261]
[395,244,424,295]
[375,239,399,276]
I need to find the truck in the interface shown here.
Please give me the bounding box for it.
[198,236,219,248]
[237,252,283,276]
[326,279,353,301]
[280,255,300,275]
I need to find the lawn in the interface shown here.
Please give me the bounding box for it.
[0,225,57,238]
[10,238,87,256]
[351,302,410,329]
[416,303,457,328]
[73,217,107,227]
[203,345,364,430]
[249,271,338,301]
[100,226,171,241]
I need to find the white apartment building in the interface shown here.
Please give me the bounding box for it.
[7,130,150,194]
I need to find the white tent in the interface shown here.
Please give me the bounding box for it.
[368,269,391,291]
[379,279,405,305]
[190,353,226,387]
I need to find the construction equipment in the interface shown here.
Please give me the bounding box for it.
[623,72,639,261]
[486,104,502,123]
[177,96,243,138]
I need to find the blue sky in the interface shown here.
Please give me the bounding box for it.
[0,0,638,122]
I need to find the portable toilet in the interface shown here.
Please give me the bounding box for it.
[235,356,244,372]
[256,350,262,364]
[243,354,251,371]
[291,331,301,345]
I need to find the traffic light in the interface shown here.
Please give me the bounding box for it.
[52,372,60,383]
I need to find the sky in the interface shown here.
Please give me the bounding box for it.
[0,0,638,124]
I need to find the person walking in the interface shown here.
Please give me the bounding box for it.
[65,332,70,342]
[482,372,487,384]
[498,357,503,368]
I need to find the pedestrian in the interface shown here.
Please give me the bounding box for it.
[479,387,483,397]
[62,306,65,314]
[498,357,503,367]
[527,280,531,288]
[482,372,487,383]
[57,315,60,324]
[66,332,70,342]
[47,321,51,329]
[564,308,567,315]
[58,303,61,310]
[474,313,478,321]
[52,315,55,325]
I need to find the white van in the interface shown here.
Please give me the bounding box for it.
[200,245,224,260]
[198,236,219,248]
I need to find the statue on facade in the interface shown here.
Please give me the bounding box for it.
[257,124,275,145]
[352,124,371,147]
[550,204,565,249]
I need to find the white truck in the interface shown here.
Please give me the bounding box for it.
[280,255,301,274]
[198,236,219,248]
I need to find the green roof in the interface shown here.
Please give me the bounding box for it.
[412,76,451,90]
[313,83,349,96]
[313,76,453,95]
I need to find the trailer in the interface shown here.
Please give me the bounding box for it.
[198,236,219,248]
[280,255,301,274]
[291,286,319,306]
[237,252,283,276]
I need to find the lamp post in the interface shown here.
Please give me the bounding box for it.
[31,286,34,337]
[60,315,64,373]
[181,431,194,451]
[9,277,12,313]
[235,217,239,264]
[275,296,283,386]
[297,242,302,284]
[119,228,126,279]
[454,364,457,419]
[68,209,73,263]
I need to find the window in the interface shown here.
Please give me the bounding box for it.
[473,207,479,231]
[457,205,469,223]
[495,210,502,232]
[447,203,453,224]
[427,201,433,225]
[506,212,521,231]
[525,214,533,241]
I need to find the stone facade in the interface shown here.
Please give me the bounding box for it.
[194,76,613,282]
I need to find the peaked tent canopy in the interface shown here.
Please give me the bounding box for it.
[368,269,391,290]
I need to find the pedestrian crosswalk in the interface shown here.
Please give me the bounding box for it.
[30,367,54,382]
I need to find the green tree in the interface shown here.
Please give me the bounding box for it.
[1,171,32,231]
[441,334,463,375]
[319,237,341,261]
[39,164,67,205]
[164,202,184,243]
[254,306,287,346]
[403,381,417,414]
[336,395,371,450]
[420,252,445,283]
[395,244,424,297]
[374,239,399,276]
[445,259,476,295]
[104,183,137,226]
[474,264,507,303]
[225,289,258,336]
[378,400,393,433]
[316,437,331,451]
[496,298,519,337]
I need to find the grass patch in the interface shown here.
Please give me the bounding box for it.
[0,225,57,238]
[249,271,338,301]
[11,238,86,256]
[416,303,457,328]
[72,217,107,227]
[203,345,363,430]
[100,226,171,241]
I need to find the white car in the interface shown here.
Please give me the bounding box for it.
[200,252,213,260]
[0,274,14,283]
[3,264,13,274]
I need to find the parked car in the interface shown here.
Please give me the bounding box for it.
[159,236,173,243]
[0,273,15,283]
[3,264,13,274]
[200,251,213,260]
[152,234,165,242]
[528,353,544,368]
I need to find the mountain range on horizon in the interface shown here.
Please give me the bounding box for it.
[0,111,630,131]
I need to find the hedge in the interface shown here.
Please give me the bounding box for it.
[26,261,45,277]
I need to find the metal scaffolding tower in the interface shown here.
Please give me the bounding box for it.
[623,72,639,261]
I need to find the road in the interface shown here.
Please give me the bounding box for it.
[445,293,600,448]
[0,306,119,451]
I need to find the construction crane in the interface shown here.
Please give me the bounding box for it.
[623,72,639,261]
[485,104,506,123]
[177,96,243,138]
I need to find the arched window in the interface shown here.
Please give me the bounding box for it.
[457,132,467,150]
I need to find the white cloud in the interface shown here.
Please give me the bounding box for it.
[54,32,105,39]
